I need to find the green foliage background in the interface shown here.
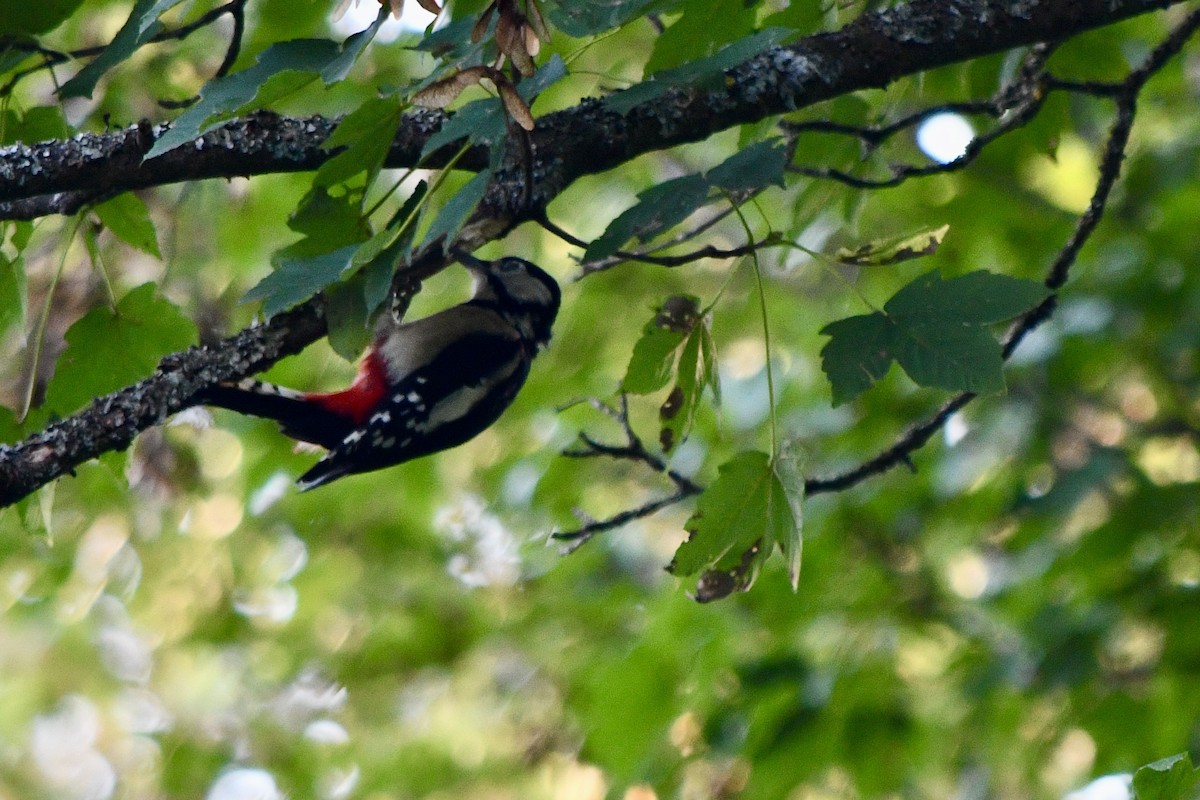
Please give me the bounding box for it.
[2,1,1200,798]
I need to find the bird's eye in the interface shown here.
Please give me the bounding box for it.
[499,259,522,272]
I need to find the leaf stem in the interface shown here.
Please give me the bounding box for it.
[727,195,777,456]
[20,214,82,421]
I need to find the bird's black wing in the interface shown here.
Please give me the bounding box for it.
[297,331,530,490]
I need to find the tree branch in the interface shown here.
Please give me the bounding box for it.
[0,299,326,507]
[0,0,1184,221]
[0,0,1190,505]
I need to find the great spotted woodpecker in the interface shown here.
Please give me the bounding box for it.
[200,253,560,490]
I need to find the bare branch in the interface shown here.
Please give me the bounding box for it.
[555,398,701,547]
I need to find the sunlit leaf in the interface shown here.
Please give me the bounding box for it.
[43,284,196,416]
[669,451,801,601]
[58,0,188,99]
[1133,753,1198,800]
[94,193,161,258]
[836,224,950,267]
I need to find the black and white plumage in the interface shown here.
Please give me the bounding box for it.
[200,254,560,490]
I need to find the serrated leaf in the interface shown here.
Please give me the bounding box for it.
[43,284,196,416]
[585,174,711,262]
[892,321,1005,394]
[707,139,788,194]
[819,270,1049,404]
[836,224,949,267]
[94,193,161,258]
[1133,754,1198,800]
[58,0,186,99]
[243,245,358,318]
[886,269,1051,325]
[284,188,370,251]
[670,451,802,601]
[315,99,405,189]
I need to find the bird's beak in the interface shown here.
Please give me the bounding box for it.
[455,250,492,273]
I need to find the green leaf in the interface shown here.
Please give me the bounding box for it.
[659,319,717,453]
[836,224,950,267]
[421,96,506,159]
[548,0,662,37]
[320,5,388,84]
[819,312,897,406]
[0,0,84,36]
[698,320,721,407]
[58,0,187,98]
[1133,754,1198,800]
[773,440,806,590]
[418,168,491,253]
[819,270,1050,404]
[43,284,196,416]
[325,273,373,361]
[315,98,406,189]
[707,139,789,194]
[605,27,792,114]
[243,245,358,318]
[585,174,711,261]
[354,181,429,315]
[277,188,371,261]
[644,0,757,76]
[886,269,1051,325]
[621,296,701,395]
[670,451,802,601]
[0,252,27,339]
[93,193,161,258]
[0,107,69,145]
[145,38,342,158]
[623,327,687,395]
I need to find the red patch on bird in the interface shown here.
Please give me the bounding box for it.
[304,351,389,425]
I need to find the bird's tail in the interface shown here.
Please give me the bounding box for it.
[198,380,354,451]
